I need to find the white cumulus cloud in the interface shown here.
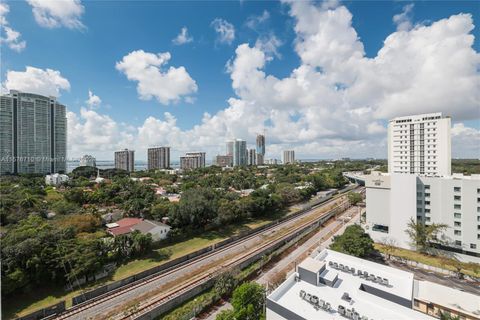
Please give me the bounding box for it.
[246,10,270,30]
[211,18,235,44]
[0,3,26,52]
[67,108,134,159]
[172,27,193,45]
[393,3,415,31]
[66,1,480,161]
[85,90,101,109]
[116,50,198,105]
[3,66,70,97]
[27,0,85,29]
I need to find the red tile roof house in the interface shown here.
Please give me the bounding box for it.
[106,218,171,241]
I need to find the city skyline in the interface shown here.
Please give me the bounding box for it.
[1,1,479,161]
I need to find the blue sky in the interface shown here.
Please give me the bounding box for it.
[1,0,479,160]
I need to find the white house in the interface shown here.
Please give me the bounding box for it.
[45,173,69,186]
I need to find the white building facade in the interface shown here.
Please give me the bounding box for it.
[79,154,96,167]
[45,173,69,186]
[388,113,451,176]
[365,173,480,261]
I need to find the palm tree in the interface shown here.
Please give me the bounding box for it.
[19,193,40,210]
[405,217,448,253]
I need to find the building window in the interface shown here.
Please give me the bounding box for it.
[454,195,461,201]
[454,213,461,219]
[425,185,430,190]
[454,204,461,210]
[455,240,462,246]
[425,209,430,213]
[454,221,461,227]
[454,230,461,236]
[471,244,477,250]
[426,217,431,222]
[372,224,389,233]
[424,193,430,197]
[425,201,430,205]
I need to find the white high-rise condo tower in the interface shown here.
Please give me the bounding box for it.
[0,90,67,174]
[388,112,451,176]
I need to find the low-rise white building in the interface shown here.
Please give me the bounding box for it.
[267,249,433,320]
[365,172,480,262]
[45,173,69,186]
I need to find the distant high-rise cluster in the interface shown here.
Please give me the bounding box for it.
[80,154,96,167]
[115,149,135,172]
[148,147,170,170]
[0,90,67,174]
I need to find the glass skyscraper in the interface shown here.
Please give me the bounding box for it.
[0,90,67,174]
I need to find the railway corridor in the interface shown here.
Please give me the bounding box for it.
[55,192,356,320]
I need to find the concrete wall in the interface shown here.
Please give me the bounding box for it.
[297,267,318,286]
[15,301,65,320]
[389,174,418,249]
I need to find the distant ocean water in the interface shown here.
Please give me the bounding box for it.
[67,160,180,173]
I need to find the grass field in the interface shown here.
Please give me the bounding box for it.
[2,212,285,319]
[374,243,480,278]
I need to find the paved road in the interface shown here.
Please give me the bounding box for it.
[57,195,350,319]
[257,206,361,287]
[387,260,480,296]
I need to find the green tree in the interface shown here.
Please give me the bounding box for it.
[51,199,79,215]
[214,269,238,298]
[330,224,374,257]
[215,309,235,320]
[405,217,448,253]
[348,192,363,205]
[231,282,265,320]
[19,193,41,210]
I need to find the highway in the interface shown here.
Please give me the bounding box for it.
[54,189,360,320]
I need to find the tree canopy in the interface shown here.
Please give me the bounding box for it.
[330,224,375,258]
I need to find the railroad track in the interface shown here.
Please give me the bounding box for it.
[114,200,352,319]
[54,187,363,320]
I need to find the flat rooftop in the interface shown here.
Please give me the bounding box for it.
[267,249,433,320]
[416,280,480,318]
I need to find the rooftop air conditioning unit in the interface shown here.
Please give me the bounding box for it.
[299,290,306,298]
